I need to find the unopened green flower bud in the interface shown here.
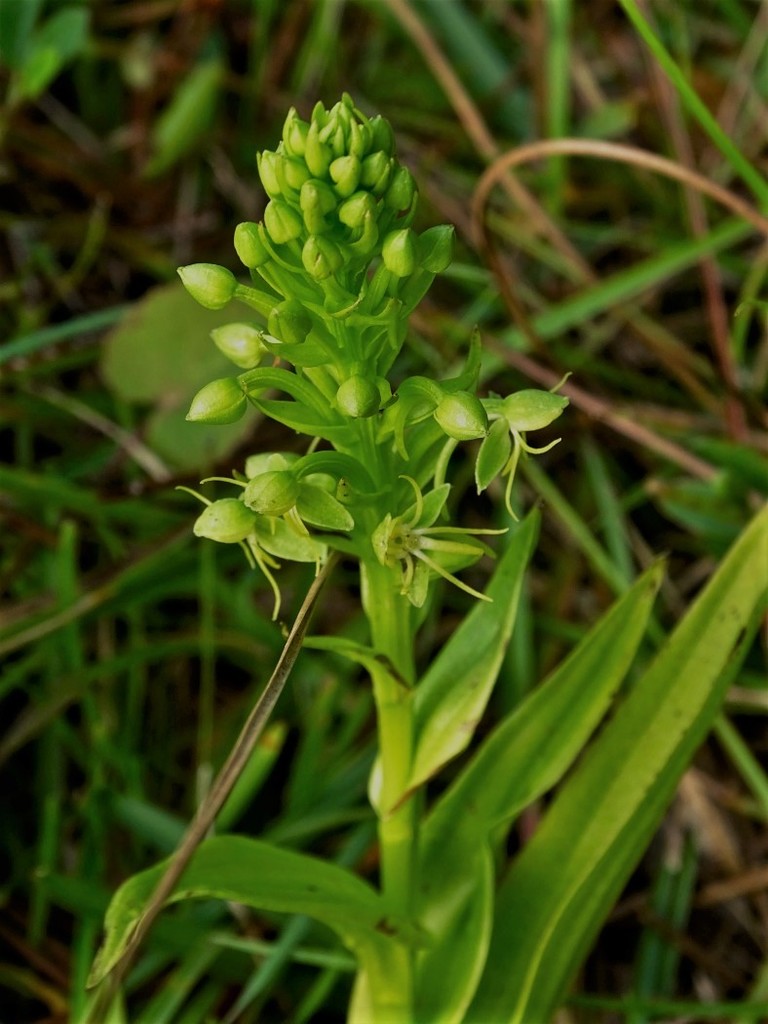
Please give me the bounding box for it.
[234,222,270,269]
[360,151,392,195]
[347,212,379,257]
[282,157,311,191]
[268,300,312,345]
[283,108,309,157]
[264,199,303,244]
[418,224,455,273]
[434,391,488,441]
[382,228,416,277]
[302,235,343,281]
[329,154,361,198]
[305,122,331,177]
[244,470,299,516]
[347,119,371,159]
[178,263,237,310]
[257,151,283,197]
[369,115,395,156]
[338,191,376,230]
[502,390,569,431]
[300,179,337,234]
[194,498,257,543]
[310,100,328,129]
[187,377,247,424]
[336,374,381,418]
[384,165,417,213]
[211,322,265,369]
[325,122,347,159]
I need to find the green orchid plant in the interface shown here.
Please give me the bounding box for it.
[88,96,768,1024]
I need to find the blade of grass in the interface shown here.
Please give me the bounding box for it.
[580,437,635,586]
[544,0,572,213]
[1,306,128,366]
[713,715,768,820]
[496,217,752,352]
[617,0,768,208]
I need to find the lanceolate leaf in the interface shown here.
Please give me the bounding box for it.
[413,836,494,1024]
[467,502,768,1024]
[407,511,539,791]
[410,562,661,1023]
[89,835,418,1007]
[424,562,663,847]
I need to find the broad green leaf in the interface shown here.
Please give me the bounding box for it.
[407,512,539,791]
[102,285,247,404]
[425,562,662,849]
[89,835,418,1007]
[410,563,660,1022]
[413,837,494,1024]
[296,484,354,531]
[100,283,255,471]
[468,502,768,1024]
[145,403,256,473]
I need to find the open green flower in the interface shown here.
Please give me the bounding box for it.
[371,477,505,607]
[476,382,569,518]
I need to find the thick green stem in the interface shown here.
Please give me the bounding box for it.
[360,557,418,1021]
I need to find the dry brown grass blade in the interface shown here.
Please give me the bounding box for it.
[471,138,768,254]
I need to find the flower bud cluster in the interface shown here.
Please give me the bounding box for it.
[255,94,417,280]
[179,94,455,395]
[177,95,569,611]
[244,97,452,368]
